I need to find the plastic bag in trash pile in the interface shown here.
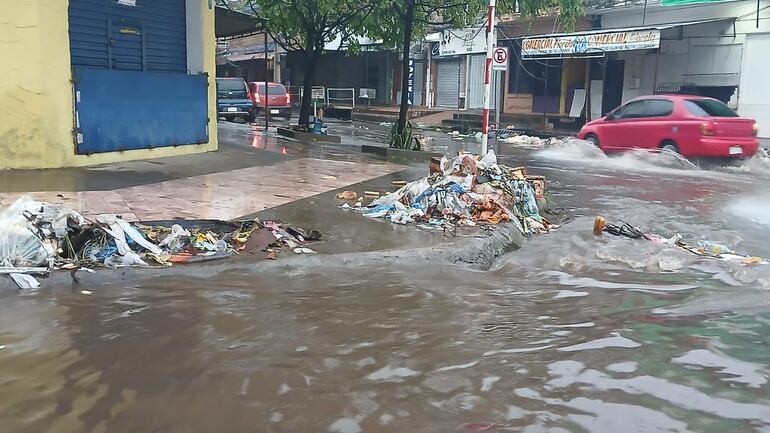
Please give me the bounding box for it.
[1,196,324,275]
[354,150,561,235]
[0,196,85,267]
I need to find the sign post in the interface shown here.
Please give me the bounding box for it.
[311,87,324,120]
[492,47,508,71]
[480,0,497,157]
[491,47,508,133]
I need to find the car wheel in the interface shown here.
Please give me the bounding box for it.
[660,141,680,154]
[585,134,600,148]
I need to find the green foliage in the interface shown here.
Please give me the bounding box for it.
[221,0,373,52]
[220,0,584,129]
[366,0,582,150]
[389,121,421,150]
[517,0,583,30]
[363,1,491,50]
[219,0,376,125]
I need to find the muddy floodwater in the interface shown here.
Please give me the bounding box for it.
[4,137,770,432]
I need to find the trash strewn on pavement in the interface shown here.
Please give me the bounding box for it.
[0,196,320,287]
[594,216,766,265]
[341,150,561,235]
[497,132,586,149]
[499,134,550,148]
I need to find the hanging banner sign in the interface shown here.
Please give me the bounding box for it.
[439,28,487,56]
[407,59,415,105]
[521,29,661,57]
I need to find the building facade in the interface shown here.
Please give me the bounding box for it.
[0,0,218,170]
[216,32,280,83]
[493,0,770,134]
[596,0,770,137]
[285,50,397,106]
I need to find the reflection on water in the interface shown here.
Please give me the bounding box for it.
[3,140,770,432]
[3,263,770,432]
[727,194,770,226]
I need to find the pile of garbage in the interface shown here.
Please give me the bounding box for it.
[499,134,550,148]
[341,151,560,235]
[0,196,320,287]
[594,216,766,265]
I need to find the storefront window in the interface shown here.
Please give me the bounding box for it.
[507,41,563,97]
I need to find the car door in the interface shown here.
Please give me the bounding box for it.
[633,99,675,149]
[600,100,647,152]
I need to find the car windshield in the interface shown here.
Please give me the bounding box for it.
[684,99,738,117]
[216,79,246,91]
[256,84,287,96]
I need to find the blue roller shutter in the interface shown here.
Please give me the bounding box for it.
[68,0,187,73]
[68,0,209,154]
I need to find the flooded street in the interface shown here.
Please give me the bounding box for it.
[4,136,770,433]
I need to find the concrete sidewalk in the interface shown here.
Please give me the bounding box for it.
[0,121,527,290]
[0,123,406,221]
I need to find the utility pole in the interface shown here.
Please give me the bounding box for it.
[264,28,270,129]
[480,0,497,156]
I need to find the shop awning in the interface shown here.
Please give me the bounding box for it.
[215,5,264,39]
[520,18,734,59]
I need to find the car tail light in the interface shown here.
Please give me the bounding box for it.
[254,92,261,103]
[753,122,759,137]
[700,121,716,136]
[287,93,291,104]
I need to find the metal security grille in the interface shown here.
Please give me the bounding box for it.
[467,54,498,109]
[436,59,462,108]
[467,55,485,109]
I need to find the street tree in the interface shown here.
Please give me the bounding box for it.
[369,0,584,150]
[221,0,375,127]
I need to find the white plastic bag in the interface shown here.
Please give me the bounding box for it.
[480,149,498,167]
[104,251,147,268]
[96,215,162,255]
[158,224,190,252]
[0,197,52,267]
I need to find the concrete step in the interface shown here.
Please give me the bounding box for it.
[453,112,483,122]
[353,112,397,123]
[353,110,437,124]
[355,108,434,118]
[441,118,482,133]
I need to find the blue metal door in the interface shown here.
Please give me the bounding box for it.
[109,19,143,70]
[68,0,208,154]
[73,69,209,153]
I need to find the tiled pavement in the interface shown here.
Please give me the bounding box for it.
[0,158,403,221]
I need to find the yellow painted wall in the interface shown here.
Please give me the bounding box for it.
[560,59,586,115]
[0,0,218,170]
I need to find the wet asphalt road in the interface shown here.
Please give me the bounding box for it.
[4,123,770,432]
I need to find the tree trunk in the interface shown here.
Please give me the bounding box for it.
[298,50,320,127]
[395,0,415,146]
[298,33,320,128]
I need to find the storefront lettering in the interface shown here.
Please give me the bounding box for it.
[522,29,661,57]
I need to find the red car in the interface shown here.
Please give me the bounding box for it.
[578,95,759,158]
[247,82,292,119]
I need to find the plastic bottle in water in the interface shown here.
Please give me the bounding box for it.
[698,240,734,256]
